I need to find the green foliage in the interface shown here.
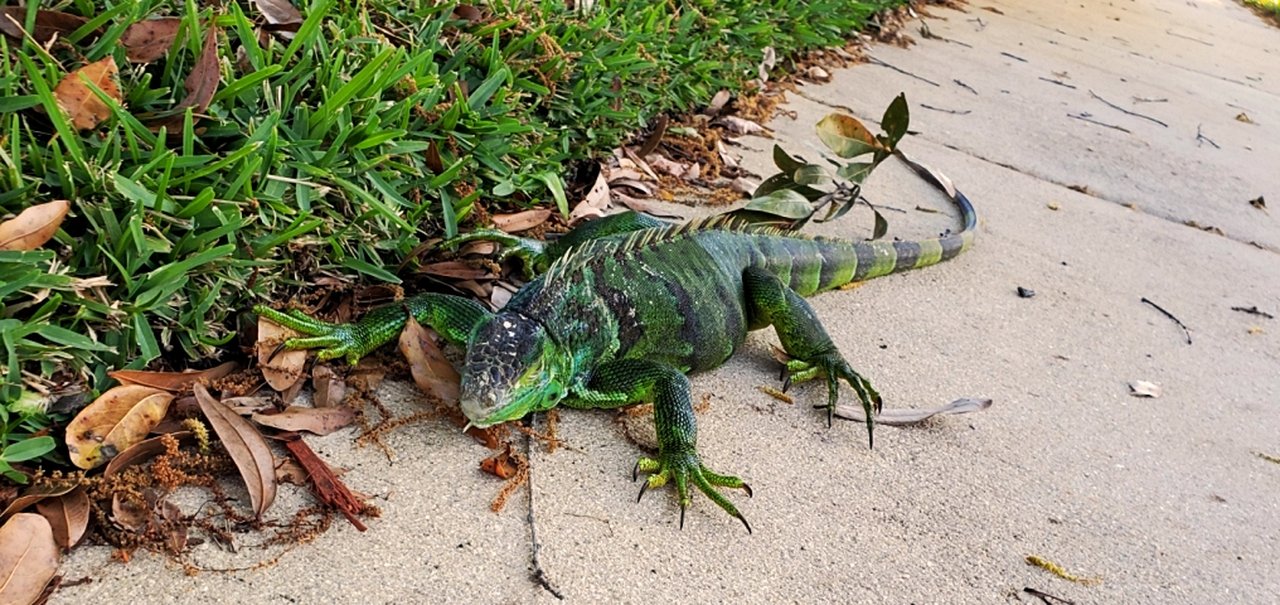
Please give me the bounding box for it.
[734,95,911,233]
[0,0,904,406]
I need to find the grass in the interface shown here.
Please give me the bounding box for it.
[0,0,904,464]
[1242,0,1280,23]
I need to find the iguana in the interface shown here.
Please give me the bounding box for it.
[255,185,976,532]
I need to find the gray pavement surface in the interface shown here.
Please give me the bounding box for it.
[56,1,1280,603]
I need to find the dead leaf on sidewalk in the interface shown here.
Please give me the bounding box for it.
[312,364,346,408]
[103,432,194,477]
[109,361,238,392]
[0,7,88,43]
[1235,112,1254,124]
[398,317,460,404]
[120,17,182,63]
[1128,380,1162,398]
[256,317,306,392]
[480,443,520,479]
[569,166,610,224]
[66,384,174,469]
[195,384,277,518]
[53,58,122,131]
[34,486,89,549]
[1248,196,1266,211]
[0,513,59,605]
[251,406,356,436]
[716,115,766,136]
[0,199,69,251]
[492,209,551,233]
[0,483,78,522]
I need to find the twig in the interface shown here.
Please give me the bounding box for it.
[1133,96,1168,104]
[525,420,564,600]
[866,55,940,87]
[953,79,978,95]
[1023,587,1076,605]
[918,22,973,47]
[1038,77,1077,90]
[1068,113,1130,134]
[1231,305,1274,319]
[1089,90,1168,127]
[1141,297,1192,344]
[1195,124,1220,149]
[920,103,971,115]
[1165,28,1213,46]
[1000,51,1029,63]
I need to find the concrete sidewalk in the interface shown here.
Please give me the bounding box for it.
[58,1,1280,602]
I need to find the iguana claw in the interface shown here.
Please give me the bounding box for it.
[781,353,881,448]
[633,451,753,533]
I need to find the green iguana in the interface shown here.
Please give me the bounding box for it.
[255,185,976,532]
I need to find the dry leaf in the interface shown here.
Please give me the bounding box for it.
[251,406,356,436]
[110,491,150,531]
[275,458,309,485]
[834,397,992,425]
[312,365,346,408]
[256,317,306,392]
[569,166,611,224]
[1235,112,1254,124]
[159,501,187,555]
[109,361,238,392]
[807,66,832,82]
[34,486,89,550]
[0,513,59,605]
[0,483,78,522]
[717,115,766,136]
[0,200,69,251]
[180,25,220,112]
[65,385,174,469]
[252,0,303,27]
[194,384,277,518]
[705,89,731,116]
[492,209,552,233]
[1249,196,1266,211]
[421,261,494,280]
[398,317,460,403]
[646,155,686,177]
[53,58,122,131]
[480,444,520,479]
[730,177,760,195]
[0,7,87,43]
[120,17,182,63]
[452,4,484,22]
[102,432,192,478]
[1128,380,1162,398]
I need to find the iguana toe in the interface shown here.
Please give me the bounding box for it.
[633,451,752,533]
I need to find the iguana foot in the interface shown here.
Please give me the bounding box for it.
[253,305,365,365]
[633,450,753,533]
[781,352,882,447]
[440,229,548,279]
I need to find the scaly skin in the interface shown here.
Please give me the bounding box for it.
[255,192,977,532]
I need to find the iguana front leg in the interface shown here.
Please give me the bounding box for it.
[743,267,882,447]
[254,293,491,365]
[569,359,753,532]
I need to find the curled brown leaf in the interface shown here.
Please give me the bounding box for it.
[0,199,69,251]
[53,58,122,131]
[256,317,306,392]
[398,317,460,404]
[109,361,239,392]
[0,513,59,604]
[194,384,277,518]
[251,406,356,436]
[492,209,551,233]
[65,385,174,470]
[34,486,89,550]
[0,7,87,43]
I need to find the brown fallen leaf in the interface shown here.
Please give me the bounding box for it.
[252,0,303,27]
[103,432,193,477]
[120,17,182,63]
[0,483,78,522]
[0,7,87,43]
[251,406,356,436]
[53,58,122,131]
[311,364,346,408]
[256,316,306,392]
[399,317,460,403]
[194,384,277,518]
[480,443,520,479]
[0,513,59,605]
[716,115,766,136]
[159,501,188,555]
[0,200,70,251]
[569,165,611,224]
[1249,196,1266,211]
[180,24,220,112]
[452,4,484,22]
[1235,112,1254,124]
[110,491,150,532]
[1128,380,1162,398]
[492,209,552,233]
[275,458,309,485]
[705,89,731,116]
[65,384,174,469]
[109,361,238,392]
[34,486,89,550]
[421,261,494,280]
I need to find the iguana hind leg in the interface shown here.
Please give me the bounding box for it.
[254,293,491,365]
[743,266,882,447]
[571,359,752,532]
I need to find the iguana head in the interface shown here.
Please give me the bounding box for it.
[460,311,571,427]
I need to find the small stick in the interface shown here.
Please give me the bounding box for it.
[1089,90,1168,127]
[1231,305,1274,319]
[525,422,565,600]
[1038,77,1077,90]
[953,79,978,95]
[1023,587,1076,605]
[920,103,972,115]
[867,55,941,87]
[1141,297,1192,344]
[1165,29,1213,46]
[1068,113,1131,134]
[1195,124,1220,149]
[1000,51,1029,63]
[1133,96,1168,104]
